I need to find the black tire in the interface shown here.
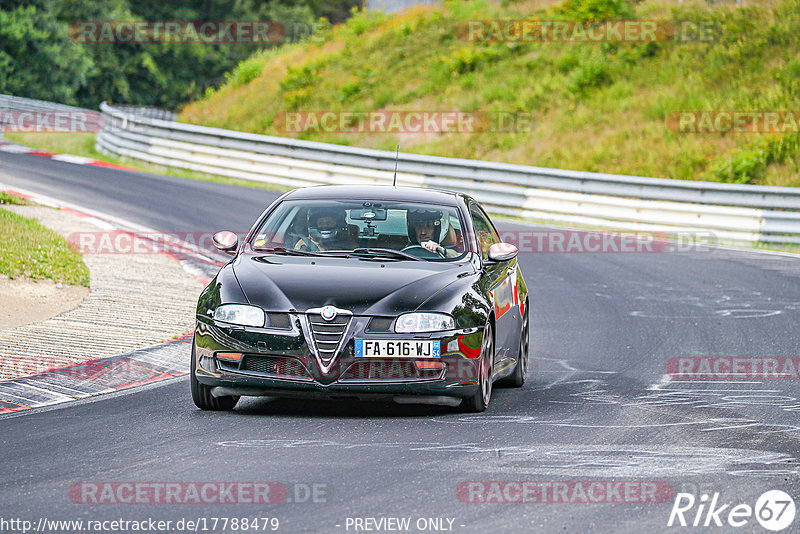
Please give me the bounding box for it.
[502,303,529,388]
[460,322,494,413]
[190,344,238,411]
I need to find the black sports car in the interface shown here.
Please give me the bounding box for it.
[191,185,529,412]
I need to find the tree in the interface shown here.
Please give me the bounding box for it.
[0,0,362,109]
[0,4,92,104]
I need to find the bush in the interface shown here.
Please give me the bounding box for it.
[553,0,635,21]
[225,57,264,89]
[343,6,387,37]
[442,45,503,75]
[280,60,326,93]
[555,53,580,73]
[711,136,800,184]
[570,58,611,94]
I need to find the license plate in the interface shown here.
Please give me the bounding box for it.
[355,340,440,358]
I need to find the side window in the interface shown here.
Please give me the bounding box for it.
[470,205,500,260]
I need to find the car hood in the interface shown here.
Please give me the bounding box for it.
[232,254,474,315]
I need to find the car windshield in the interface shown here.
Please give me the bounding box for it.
[251,199,467,261]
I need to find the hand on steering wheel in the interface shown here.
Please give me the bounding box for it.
[403,241,446,258]
[419,240,446,257]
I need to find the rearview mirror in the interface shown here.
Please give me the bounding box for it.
[487,242,518,262]
[212,231,239,255]
[349,208,387,221]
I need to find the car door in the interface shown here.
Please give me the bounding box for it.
[469,204,516,366]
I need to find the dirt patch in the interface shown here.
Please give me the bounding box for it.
[0,275,88,330]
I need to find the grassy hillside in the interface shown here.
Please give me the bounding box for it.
[180,0,800,186]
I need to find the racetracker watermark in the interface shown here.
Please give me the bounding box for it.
[66,231,235,257]
[0,517,280,533]
[69,482,328,504]
[667,357,800,380]
[457,481,674,503]
[456,20,714,42]
[211,355,488,381]
[0,355,163,380]
[65,230,717,256]
[0,111,103,133]
[277,111,535,134]
[69,21,286,44]
[496,230,716,253]
[667,111,800,134]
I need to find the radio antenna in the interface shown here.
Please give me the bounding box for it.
[392,144,399,187]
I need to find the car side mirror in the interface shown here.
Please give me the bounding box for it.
[487,242,518,263]
[212,231,239,255]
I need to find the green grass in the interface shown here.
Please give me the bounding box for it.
[0,192,33,205]
[0,203,90,286]
[3,132,97,159]
[2,132,289,193]
[179,0,800,187]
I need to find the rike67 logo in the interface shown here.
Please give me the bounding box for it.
[668,490,796,531]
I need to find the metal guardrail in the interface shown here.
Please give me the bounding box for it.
[0,95,174,133]
[0,94,103,131]
[0,94,91,113]
[108,105,177,121]
[92,101,798,245]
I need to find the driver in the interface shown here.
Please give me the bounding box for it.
[296,206,355,251]
[406,209,460,258]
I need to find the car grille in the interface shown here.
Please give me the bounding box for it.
[339,360,444,381]
[307,312,351,362]
[219,355,310,378]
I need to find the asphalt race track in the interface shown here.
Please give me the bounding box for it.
[1,151,799,533]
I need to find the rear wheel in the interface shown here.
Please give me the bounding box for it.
[503,304,529,388]
[190,344,238,411]
[460,322,494,413]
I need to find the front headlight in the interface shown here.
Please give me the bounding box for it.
[395,312,455,333]
[213,304,265,327]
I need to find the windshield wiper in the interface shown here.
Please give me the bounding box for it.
[350,248,423,261]
[259,246,329,257]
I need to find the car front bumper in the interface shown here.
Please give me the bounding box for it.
[193,315,485,402]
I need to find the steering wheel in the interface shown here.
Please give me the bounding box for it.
[401,244,445,259]
[292,235,320,251]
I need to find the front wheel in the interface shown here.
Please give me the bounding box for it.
[460,322,494,413]
[190,344,238,411]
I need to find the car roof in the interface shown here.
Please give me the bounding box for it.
[284,185,463,205]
